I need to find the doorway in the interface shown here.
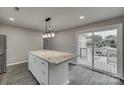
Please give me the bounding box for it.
[76,24,123,76]
[0,34,6,73]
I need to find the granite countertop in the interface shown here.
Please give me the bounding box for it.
[29,50,76,64]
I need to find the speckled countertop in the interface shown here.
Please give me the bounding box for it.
[29,50,76,64]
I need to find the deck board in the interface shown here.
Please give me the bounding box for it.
[78,57,117,75]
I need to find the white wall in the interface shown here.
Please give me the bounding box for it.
[0,24,43,66]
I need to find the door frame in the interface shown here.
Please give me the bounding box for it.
[76,23,123,77]
[0,34,7,73]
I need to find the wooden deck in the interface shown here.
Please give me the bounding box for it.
[78,56,117,75]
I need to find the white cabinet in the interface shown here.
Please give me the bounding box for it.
[37,57,48,85]
[28,52,69,85]
[28,53,48,85]
[28,54,36,76]
[39,60,48,85]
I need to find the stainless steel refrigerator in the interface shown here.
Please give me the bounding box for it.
[0,35,6,73]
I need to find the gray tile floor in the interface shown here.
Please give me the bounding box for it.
[69,64,124,85]
[0,63,124,85]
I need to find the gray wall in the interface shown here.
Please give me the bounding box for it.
[52,16,124,54]
[0,24,43,66]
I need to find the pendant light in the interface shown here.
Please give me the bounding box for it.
[47,20,51,38]
[42,18,55,39]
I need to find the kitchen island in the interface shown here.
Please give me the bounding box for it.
[28,50,75,85]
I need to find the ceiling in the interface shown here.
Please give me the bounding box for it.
[0,7,124,32]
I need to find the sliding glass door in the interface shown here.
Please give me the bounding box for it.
[93,29,117,74]
[77,32,93,67]
[77,25,121,75]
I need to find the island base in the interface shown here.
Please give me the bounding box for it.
[28,53,70,85]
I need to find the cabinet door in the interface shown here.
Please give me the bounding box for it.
[28,54,37,78]
[33,58,38,79]
[38,59,48,85]
[28,54,35,73]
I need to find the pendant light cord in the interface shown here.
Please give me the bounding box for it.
[46,20,47,33]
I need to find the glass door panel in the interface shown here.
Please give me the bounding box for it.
[77,32,93,67]
[94,29,118,74]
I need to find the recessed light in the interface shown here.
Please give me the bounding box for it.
[80,16,84,19]
[9,17,15,21]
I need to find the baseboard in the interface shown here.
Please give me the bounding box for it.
[7,60,28,67]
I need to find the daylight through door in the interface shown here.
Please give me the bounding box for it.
[77,28,118,75]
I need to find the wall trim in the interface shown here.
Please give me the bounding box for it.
[7,60,28,67]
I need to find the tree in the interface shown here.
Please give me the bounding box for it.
[104,35,117,48]
[87,35,103,48]
[105,35,117,40]
[93,35,103,48]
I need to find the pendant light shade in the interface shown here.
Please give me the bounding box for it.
[42,18,55,39]
[47,32,51,38]
[42,34,45,38]
[45,33,48,38]
[51,31,55,37]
